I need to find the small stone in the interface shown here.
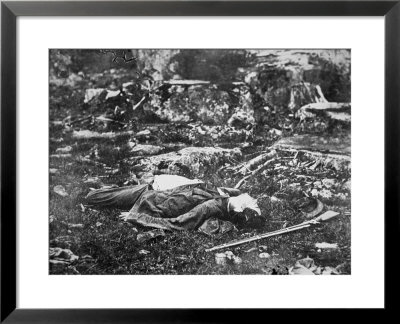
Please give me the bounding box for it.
[232,256,242,264]
[215,253,227,265]
[84,177,103,186]
[322,178,335,189]
[321,267,340,275]
[270,196,280,203]
[53,185,69,197]
[245,247,258,253]
[258,245,268,252]
[259,253,271,259]
[319,189,333,199]
[315,242,338,250]
[56,146,73,153]
[68,223,84,229]
[135,129,151,137]
[131,144,163,156]
[342,179,351,191]
[313,181,323,189]
[224,251,234,259]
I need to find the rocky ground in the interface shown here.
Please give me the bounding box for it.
[49,49,351,275]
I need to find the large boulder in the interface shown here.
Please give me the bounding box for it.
[245,50,351,112]
[155,85,232,124]
[134,146,242,178]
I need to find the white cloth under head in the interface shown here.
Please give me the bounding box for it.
[152,174,204,191]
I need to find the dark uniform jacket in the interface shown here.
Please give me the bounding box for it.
[86,183,241,233]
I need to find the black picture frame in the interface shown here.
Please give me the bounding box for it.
[1,0,399,322]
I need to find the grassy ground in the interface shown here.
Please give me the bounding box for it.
[49,69,351,275]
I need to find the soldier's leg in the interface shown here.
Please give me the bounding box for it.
[85,184,149,210]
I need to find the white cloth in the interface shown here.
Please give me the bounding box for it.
[152,175,203,191]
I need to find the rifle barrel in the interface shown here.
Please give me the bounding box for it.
[205,211,341,253]
[205,223,311,252]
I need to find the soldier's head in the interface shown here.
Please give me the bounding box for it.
[228,194,264,228]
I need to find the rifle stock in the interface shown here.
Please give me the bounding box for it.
[314,211,340,222]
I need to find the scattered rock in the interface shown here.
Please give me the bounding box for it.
[72,130,134,139]
[137,146,241,177]
[232,256,242,264]
[289,264,316,275]
[53,185,68,197]
[270,196,281,203]
[258,246,268,252]
[227,111,255,129]
[156,87,232,124]
[139,249,150,255]
[245,247,258,253]
[49,247,79,263]
[215,253,228,265]
[50,154,72,159]
[315,242,339,250]
[56,146,73,153]
[296,102,351,122]
[322,178,336,189]
[68,223,84,229]
[49,168,59,175]
[321,267,340,275]
[51,120,64,127]
[274,134,350,156]
[297,256,315,269]
[131,144,164,156]
[313,180,323,188]
[318,189,333,199]
[135,129,151,137]
[342,179,351,191]
[215,251,242,265]
[84,88,106,103]
[288,83,328,112]
[84,177,103,186]
[259,252,271,259]
[289,257,340,275]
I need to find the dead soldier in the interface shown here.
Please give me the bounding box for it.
[86,175,264,235]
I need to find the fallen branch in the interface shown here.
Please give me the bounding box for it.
[164,80,210,86]
[72,130,134,140]
[234,158,278,189]
[275,147,350,161]
[68,115,93,125]
[132,96,146,111]
[236,149,277,175]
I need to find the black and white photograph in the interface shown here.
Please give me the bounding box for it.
[49,49,351,275]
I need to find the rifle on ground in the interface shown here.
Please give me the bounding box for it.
[205,210,340,252]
